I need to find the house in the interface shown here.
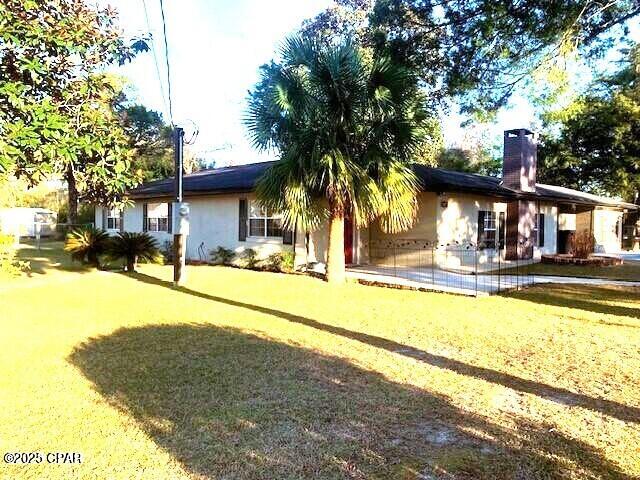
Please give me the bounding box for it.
[0,207,57,238]
[96,129,638,271]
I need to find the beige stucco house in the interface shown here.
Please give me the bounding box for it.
[96,129,637,271]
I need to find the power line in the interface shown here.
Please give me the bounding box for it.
[158,0,174,125]
[141,0,170,122]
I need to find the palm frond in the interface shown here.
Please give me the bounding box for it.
[246,35,435,239]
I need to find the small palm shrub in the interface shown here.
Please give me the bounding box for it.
[265,251,295,273]
[0,234,29,277]
[65,226,110,268]
[161,240,174,264]
[107,232,162,272]
[210,246,235,265]
[241,248,259,269]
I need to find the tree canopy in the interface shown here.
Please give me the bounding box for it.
[245,37,435,282]
[539,44,640,203]
[0,0,147,220]
[120,105,206,183]
[303,0,639,115]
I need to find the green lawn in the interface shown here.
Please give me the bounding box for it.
[497,259,640,281]
[1,242,639,479]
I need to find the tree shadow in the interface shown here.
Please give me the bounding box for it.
[69,324,634,479]
[16,241,92,276]
[505,284,640,321]
[123,272,640,426]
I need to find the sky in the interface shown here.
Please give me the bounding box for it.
[102,0,639,166]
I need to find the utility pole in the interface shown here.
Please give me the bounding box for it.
[173,126,189,286]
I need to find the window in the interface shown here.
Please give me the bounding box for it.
[533,213,545,247]
[478,211,497,249]
[248,201,282,238]
[107,208,121,230]
[147,202,169,232]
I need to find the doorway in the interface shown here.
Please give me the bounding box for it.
[344,215,354,264]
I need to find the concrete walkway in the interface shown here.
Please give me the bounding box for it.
[347,265,640,297]
[531,275,640,288]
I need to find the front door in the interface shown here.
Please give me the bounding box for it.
[344,215,354,264]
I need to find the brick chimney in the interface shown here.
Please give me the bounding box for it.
[502,128,537,192]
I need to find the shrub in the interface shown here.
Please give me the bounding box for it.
[574,231,595,259]
[265,251,295,273]
[64,226,110,268]
[107,232,162,272]
[241,248,259,269]
[0,234,29,277]
[161,240,174,264]
[210,246,235,265]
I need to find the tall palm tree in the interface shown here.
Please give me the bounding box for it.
[245,37,433,283]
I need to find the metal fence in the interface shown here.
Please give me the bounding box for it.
[364,239,535,296]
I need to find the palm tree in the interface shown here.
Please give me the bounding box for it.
[65,226,110,268]
[107,232,162,272]
[245,37,432,283]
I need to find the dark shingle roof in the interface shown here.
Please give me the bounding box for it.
[129,160,637,210]
[128,161,275,198]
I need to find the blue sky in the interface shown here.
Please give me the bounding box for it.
[103,0,639,166]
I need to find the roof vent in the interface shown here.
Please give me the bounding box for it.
[502,128,537,192]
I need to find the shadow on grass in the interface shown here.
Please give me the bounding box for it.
[16,241,92,276]
[16,241,124,276]
[124,272,639,428]
[506,284,640,321]
[70,324,633,479]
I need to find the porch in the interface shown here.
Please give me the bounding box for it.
[347,240,536,296]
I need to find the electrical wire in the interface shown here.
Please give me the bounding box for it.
[158,0,174,125]
[183,119,200,145]
[141,0,170,122]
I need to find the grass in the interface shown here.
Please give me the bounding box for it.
[1,241,639,479]
[497,260,640,281]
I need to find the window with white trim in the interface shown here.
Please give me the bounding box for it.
[479,210,497,248]
[147,202,169,232]
[248,201,282,238]
[107,208,121,230]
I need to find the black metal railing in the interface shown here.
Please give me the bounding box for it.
[359,239,535,296]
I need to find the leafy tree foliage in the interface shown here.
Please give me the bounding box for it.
[120,105,174,183]
[303,0,639,114]
[0,0,147,221]
[539,44,640,203]
[437,148,501,176]
[120,105,206,183]
[246,37,436,282]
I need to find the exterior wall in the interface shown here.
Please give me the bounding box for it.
[576,210,593,238]
[366,192,437,267]
[436,193,508,246]
[96,194,320,268]
[95,207,104,230]
[593,207,623,253]
[536,203,558,257]
[362,193,558,269]
[370,192,438,243]
[305,218,329,266]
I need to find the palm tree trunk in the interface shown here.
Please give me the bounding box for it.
[126,255,137,272]
[326,203,346,284]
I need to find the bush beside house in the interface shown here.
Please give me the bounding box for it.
[64,226,161,272]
